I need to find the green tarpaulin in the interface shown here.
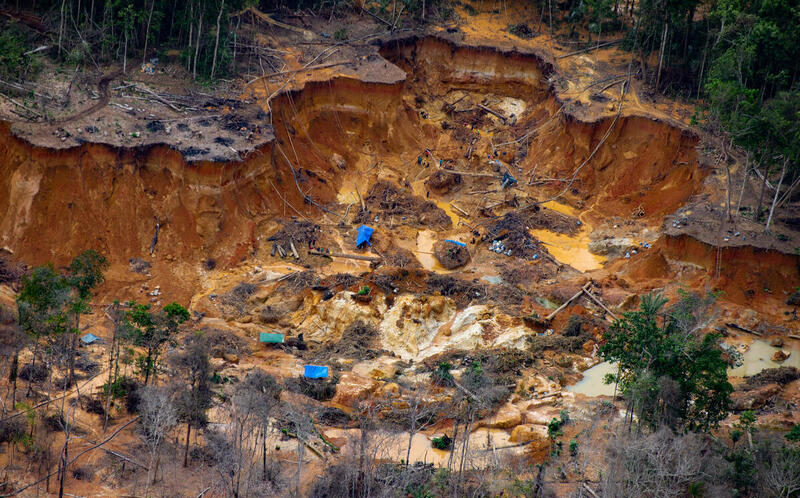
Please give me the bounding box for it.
[260,332,285,343]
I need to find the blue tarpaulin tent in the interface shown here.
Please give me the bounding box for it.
[501,172,517,189]
[304,365,329,378]
[260,332,285,343]
[356,225,374,247]
[81,333,100,345]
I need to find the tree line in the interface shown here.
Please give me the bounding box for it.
[2,0,254,79]
[533,0,800,231]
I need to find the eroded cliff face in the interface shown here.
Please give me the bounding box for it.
[662,234,800,314]
[0,125,264,261]
[2,35,785,309]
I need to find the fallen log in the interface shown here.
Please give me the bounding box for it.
[133,84,182,112]
[545,283,590,321]
[101,448,149,470]
[556,39,622,59]
[726,322,762,336]
[582,287,618,321]
[583,483,601,498]
[477,104,507,123]
[308,249,380,262]
[450,202,470,218]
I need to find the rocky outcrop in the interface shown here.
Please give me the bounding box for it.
[331,371,380,407]
[510,424,548,443]
[481,402,522,429]
[731,383,781,411]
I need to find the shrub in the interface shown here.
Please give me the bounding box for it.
[19,362,48,383]
[334,28,348,41]
[563,315,584,337]
[0,417,27,443]
[284,376,339,401]
[72,465,94,480]
[432,434,453,450]
[83,397,105,415]
[433,362,453,386]
[0,24,30,81]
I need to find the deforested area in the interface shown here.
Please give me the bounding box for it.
[0,0,799,496]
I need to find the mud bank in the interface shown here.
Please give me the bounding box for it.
[662,234,800,310]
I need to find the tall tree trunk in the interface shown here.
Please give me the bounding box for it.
[10,353,17,408]
[262,429,267,480]
[103,336,113,431]
[187,1,194,72]
[755,165,770,221]
[123,32,128,74]
[723,140,732,222]
[765,158,788,232]
[142,0,155,65]
[68,313,79,387]
[295,438,304,497]
[193,15,203,80]
[183,422,191,467]
[736,154,750,215]
[697,29,709,99]
[683,6,694,60]
[456,411,474,498]
[447,413,460,470]
[405,421,415,468]
[58,0,67,57]
[655,22,668,91]
[210,0,225,79]
[58,426,69,498]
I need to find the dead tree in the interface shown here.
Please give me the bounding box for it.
[139,385,178,495]
[398,382,439,470]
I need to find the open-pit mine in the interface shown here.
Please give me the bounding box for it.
[1,3,799,497]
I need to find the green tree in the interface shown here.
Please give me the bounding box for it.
[16,266,70,396]
[64,250,108,385]
[0,305,26,408]
[125,301,190,385]
[171,332,212,467]
[600,292,732,432]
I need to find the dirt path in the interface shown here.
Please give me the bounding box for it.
[53,70,122,124]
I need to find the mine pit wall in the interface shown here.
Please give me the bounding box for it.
[0,36,717,303]
[0,122,298,272]
[663,234,800,314]
[380,36,703,220]
[550,114,702,219]
[379,36,554,100]
[268,77,414,194]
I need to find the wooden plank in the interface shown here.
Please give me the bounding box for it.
[545,283,590,321]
